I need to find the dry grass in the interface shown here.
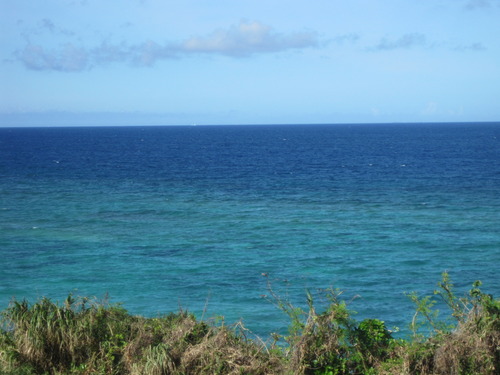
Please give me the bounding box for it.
[377,275,500,375]
[126,317,284,375]
[0,297,284,375]
[432,315,500,374]
[1,274,498,375]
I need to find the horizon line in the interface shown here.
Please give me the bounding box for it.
[1,120,499,129]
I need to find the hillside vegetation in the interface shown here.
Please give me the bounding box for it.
[1,273,498,375]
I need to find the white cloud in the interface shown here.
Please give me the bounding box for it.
[14,20,320,71]
[369,33,486,53]
[16,43,88,72]
[181,21,318,57]
[129,40,178,66]
[464,0,499,10]
[330,33,359,44]
[372,33,427,51]
[453,42,486,51]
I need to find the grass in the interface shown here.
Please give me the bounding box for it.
[1,272,498,374]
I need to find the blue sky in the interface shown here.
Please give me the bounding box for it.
[1,0,499,126]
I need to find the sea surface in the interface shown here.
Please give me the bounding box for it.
[1,123,499,337]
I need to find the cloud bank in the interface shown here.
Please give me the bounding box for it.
[13,17,487,72]
[15,21,320,72]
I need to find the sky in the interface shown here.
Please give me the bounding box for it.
[1,0,499,126]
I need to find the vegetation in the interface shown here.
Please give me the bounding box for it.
[1,272,498,374]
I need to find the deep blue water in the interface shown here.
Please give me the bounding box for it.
[1,123,499,337]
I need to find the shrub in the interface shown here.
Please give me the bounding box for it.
[0,295,283,375]
[395,272,500,375]
[1,273,498,375]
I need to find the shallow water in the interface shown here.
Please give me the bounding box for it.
[1,123,499,337]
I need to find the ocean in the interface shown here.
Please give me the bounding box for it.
[1,123,499,337]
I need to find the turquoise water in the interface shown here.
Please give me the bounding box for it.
[1,124,499,337]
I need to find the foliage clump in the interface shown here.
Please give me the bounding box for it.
[0,272,498,375]
[392,273,500,375]
[0,296,281,375]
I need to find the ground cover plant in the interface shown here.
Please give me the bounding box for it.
[1,272,498,374]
